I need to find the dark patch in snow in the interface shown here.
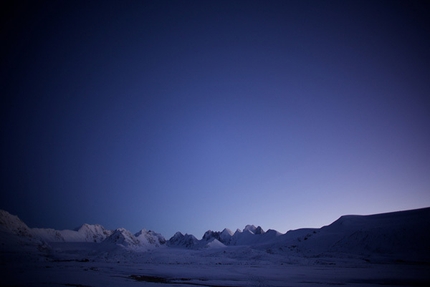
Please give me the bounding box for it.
[53,258,90,263]
[129,274,240,287]
[348,278,430,286]
[130,274,169,283]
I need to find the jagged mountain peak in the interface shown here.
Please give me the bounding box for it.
[74,223,106,232]
[242,225,264,234]
[202,230,221,241]
[244,224,256,232]
[135,229,166,246]
[221,228,233,236]
[103,228,140,247]
[171,231,184,239]
[73,223,112,243]
[255,226,265,234]
[167,232,198,248]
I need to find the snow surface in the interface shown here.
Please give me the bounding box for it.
[1,208,430,286]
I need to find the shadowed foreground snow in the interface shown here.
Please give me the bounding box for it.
[1,208,430,286]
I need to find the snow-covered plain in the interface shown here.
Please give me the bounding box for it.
[1,208,430,286]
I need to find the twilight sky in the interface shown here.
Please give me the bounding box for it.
[1,0,429,238]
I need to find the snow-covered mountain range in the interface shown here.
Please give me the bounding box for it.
[1,207,430,261]
[0,209,165,251]
[2,207,430,287]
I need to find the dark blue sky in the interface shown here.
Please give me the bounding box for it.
[1,0,429,238]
